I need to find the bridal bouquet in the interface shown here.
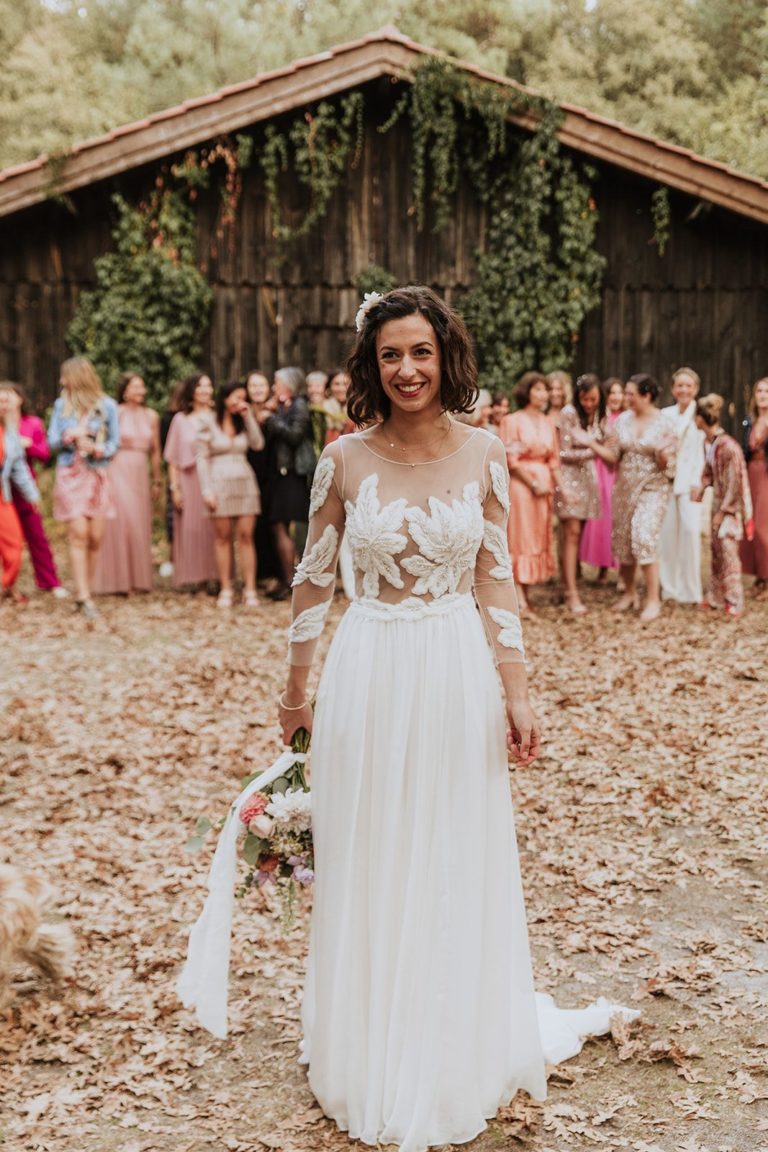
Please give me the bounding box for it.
[178,727,314,1037]
[187,727,314,918]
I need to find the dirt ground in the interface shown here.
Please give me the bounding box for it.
[1,577,767,1152]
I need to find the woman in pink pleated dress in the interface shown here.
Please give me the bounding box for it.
[579,377,624,581]
[164,373,218,591]
[94,373,161,595]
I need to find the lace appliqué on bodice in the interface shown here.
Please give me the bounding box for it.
[402,482,484,598]
[344,474,408,597]
[288,431,526,667]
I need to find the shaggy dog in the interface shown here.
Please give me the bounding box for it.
[0,865,74,1005]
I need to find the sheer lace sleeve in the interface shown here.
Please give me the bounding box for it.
[473,436,525,666]
[288,441,345,667]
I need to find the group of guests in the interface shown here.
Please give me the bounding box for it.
[0,357,352,615]
[0,355,766,623]
[488,368,766,620]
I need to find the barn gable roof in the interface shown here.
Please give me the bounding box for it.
[1,25,767,224]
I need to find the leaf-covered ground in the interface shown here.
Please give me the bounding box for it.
[2,581,767,1152]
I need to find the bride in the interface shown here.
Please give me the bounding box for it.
[279,286,546,1150]
[179,285,638,1151]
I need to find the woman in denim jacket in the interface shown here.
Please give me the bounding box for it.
[0,387,40,602]
[49,356,119,617]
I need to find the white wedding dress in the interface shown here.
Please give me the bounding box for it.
[178,424,638,1152]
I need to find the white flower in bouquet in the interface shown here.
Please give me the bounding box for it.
[249,814,274,838]
[266,788,312,833]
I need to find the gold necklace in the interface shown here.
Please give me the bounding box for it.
[382,419,453,465]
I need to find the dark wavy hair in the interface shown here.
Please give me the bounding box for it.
[215,379,247,433]
[116,371,145,404]
[346,285,477,427]
[179,372,213,414]
[513,371,549,410]
[627,373,660,403]
[573,372,605,429]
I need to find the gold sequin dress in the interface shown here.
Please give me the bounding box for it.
[611,410,674,565]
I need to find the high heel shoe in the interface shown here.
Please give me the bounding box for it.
[639,601,662,623]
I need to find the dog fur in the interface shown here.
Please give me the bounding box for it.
[0,864,74,1005]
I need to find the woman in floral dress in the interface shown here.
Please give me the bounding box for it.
[554,373,604,615]
[692,393,751,617]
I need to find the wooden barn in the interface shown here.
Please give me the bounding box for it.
[0,25,766,420]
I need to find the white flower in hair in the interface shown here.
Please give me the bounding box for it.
[355,292,383,332]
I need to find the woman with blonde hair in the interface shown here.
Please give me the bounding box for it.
[740,376,768,598]
[48,356,119,616]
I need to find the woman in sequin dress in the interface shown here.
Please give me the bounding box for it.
[591,374,675,623]
[554,374,604,615]
[499,373,569,613]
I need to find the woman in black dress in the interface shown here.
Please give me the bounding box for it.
[262,366,314,599]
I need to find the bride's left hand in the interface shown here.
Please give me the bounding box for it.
[506,700,541,767]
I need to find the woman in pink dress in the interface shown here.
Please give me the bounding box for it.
[94,373,161,595]
[48,357,120,618]
[740,376,768,599]
[579,377,624,580]
[499,372,569,612]
[1,383,66,595]
[163,373,218,590]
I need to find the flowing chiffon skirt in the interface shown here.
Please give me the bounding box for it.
[301,593,547,1152]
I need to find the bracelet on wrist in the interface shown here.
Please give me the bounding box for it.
[280,693,309,711]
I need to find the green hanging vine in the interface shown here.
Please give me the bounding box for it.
[651,186,671,255]
[67,134,254,401]
[385,61,606,390]
[261,92,364,242]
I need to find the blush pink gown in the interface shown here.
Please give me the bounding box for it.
[94,406,154,594]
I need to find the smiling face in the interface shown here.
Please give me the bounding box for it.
[672,372,699,411]
[377,313,442,419]
[624,380,651,414]
[123,375,146,405]
[0,388,12,420]
[580,386,601,417]
[329,372,350,404]
[606,382,624,412]
[193,376,213,408]
[548,379,565,410]
[754,379,768,413]
[527,380,550,412]
[246,372,270,404]
[224,386,247,414]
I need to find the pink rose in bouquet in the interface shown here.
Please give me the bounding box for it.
[239,793,269,825]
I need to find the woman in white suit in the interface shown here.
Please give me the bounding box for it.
[659,367,706,604]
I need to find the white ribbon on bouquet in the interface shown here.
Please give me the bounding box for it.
[176,748,307,1039]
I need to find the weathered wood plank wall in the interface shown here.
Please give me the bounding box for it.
[0,77,765,428]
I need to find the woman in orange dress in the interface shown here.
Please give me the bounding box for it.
[499,372,569,612]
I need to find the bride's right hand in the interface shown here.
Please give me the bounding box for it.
[278,697,314,746]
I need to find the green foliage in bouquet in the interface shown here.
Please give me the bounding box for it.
[186,725,313,930]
